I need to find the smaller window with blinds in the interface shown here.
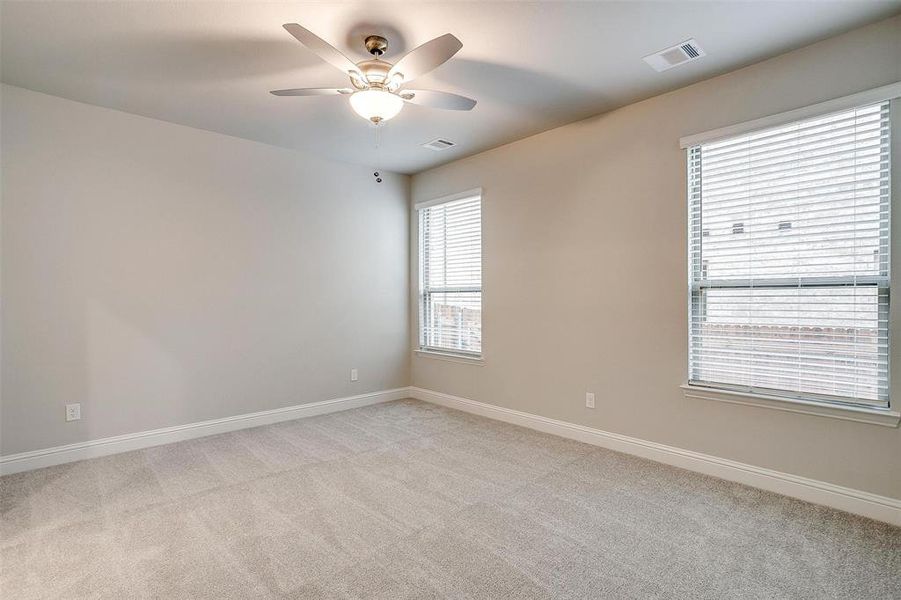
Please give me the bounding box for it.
[688,102,891,409]
[418,191,482,357]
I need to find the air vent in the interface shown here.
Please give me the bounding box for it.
[643,39,705,72]
[422,138,456,152]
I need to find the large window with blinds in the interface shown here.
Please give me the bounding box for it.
[688,102,891,409]
[418,192,482,357]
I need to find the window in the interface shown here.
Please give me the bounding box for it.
[688,102,891,409]
[418,191,482,357]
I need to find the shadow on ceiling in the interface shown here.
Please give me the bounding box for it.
[427,58,614,120]
[343,21,409,59]
[97,33,328,83]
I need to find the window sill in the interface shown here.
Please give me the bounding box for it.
[681,384,899,427]
[414,350,484,365]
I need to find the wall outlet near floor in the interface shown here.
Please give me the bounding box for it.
[66,403,81,421]
[350,368,358,382]
[585,392,596,409]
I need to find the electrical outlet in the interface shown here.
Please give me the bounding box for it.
[66,403,81,422]
[350,368,358,382]
[585,392,595,409]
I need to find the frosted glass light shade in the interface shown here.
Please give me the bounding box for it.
[349,90,404,123]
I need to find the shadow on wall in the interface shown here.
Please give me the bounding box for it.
[86,300,187,437]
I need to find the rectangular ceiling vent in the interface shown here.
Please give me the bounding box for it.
[422,138,456,152]
[643,39,705,72]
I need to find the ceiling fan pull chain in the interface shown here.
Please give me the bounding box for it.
[373,125,383,184]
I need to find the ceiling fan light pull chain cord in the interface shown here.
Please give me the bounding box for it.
[373,125,383,184]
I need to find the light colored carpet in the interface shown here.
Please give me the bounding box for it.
[1,399,899,599]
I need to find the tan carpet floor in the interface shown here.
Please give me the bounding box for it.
[1,398,899,599]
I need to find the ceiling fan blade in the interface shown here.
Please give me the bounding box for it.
[400,89,476,111]
[388,34,462,84]
[270,88,353,96]
[283,23,362,76]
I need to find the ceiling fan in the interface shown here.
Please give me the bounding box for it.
[271,23,476,124]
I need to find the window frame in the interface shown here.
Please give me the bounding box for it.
[416,188,483,361]
[683,96,898,424]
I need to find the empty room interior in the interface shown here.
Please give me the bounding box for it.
[2,1,901,598]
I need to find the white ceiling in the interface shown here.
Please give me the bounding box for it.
[2,1,899,174]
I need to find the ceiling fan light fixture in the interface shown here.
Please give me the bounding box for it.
[349,89,404,124]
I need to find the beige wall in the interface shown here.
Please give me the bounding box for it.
[1,85,409,455]
[410,16,901,498]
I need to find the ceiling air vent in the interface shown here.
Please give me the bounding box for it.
[643,39,705,72]
[422,138,456,152]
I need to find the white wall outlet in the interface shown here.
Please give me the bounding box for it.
[66,403,81,422]
[585,392,596,409]
[350,368,358,382]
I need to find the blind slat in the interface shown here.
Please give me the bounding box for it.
[688,102,891,408]
[419,195,482,355]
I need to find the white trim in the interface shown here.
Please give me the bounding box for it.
[679,81,901,148]
[0,388,409,476]
[409,386,901,526]
[414,349,485,365]
[414,187,482,211]
[681,384,899,427]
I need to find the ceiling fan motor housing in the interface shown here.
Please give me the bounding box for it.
[355,59,391,88]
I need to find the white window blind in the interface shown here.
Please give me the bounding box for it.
[419,194,482,356]
[688,102,891,408]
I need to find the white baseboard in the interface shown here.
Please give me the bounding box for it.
[409,386,901,527]
[7,385,898,526]
[0,388,409,476]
